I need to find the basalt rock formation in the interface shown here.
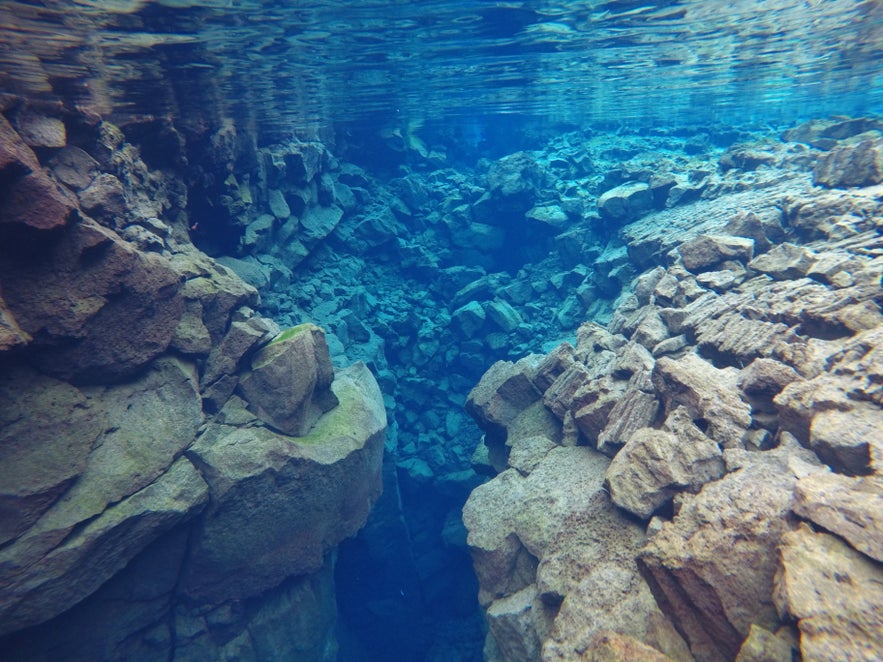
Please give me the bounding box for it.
[462,118,883,662]
[0,105,386,660]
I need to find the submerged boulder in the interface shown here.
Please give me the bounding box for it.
[238,324,339,436]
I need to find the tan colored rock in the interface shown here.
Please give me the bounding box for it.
[678,234,754,272]
[809,407,882,475]
[537,495,691,662]
[734,624,795,662]
[813,137,883,188]
[638,438,824,662]
[466,356,543,444]
[182,362,385,604]
[652,353,751,448]
[773,524,883,662]
[14,111,66,148]
[486,585,546,662]
[793,472,883,562]
[595,372,659,455]
[605,408,724,519]
[463,447,609,606]
[748,242,816,280]
[547,630,677,662]
[238,324,339,436]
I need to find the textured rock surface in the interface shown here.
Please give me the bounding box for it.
[0,114,387,661]
[774,524,883,662]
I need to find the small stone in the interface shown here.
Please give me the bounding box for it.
[678,235,754,273]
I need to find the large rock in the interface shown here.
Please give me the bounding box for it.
[0,367,104,545]
[652,353,752,448]
[774,524,883,661]
[605,407,725,519]
[597,182,654,221]
[466,357,543,445]
[792,472,883,562]
[0,358,207,636]
[813,137,883,188]
[638,439,824,662]
[182,362,386,604]
[0,115,76,231]
[0,218,185,381]
[678,234,754,273]
[238,324,339,436]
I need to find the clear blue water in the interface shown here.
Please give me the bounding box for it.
[2,2,882,661]
[2,0,881,138]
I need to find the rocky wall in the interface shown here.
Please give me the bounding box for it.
[462,119,883,661]
[0,103,386,660]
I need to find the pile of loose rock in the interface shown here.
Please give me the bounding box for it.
[462,121,883,661]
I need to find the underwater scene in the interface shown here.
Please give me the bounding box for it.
[0,1,882,661]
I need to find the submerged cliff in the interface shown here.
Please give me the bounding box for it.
[0,105,386,660]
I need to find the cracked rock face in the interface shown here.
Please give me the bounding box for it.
[0,112,386,661]
[462,124,883,662]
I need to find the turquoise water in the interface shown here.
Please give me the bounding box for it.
[2,0,881,138]
[2,2,882,661]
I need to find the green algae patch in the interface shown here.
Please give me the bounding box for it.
[268,323,317,345]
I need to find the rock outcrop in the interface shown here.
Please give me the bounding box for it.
[462,122,883,662]
[0,107,386,660]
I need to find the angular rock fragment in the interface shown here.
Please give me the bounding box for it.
[605,407,724,519]
[813,137,883,188]
[238,324,339,436]
[652,353,752,448]
[792,472,883,562]
[774,524,883,662]
[638,439,823,662]
[678,234,755,273]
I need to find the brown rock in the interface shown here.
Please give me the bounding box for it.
[738,358,801,397]
[0,218,185,381]
[605,407,724,519]
[813,137,883,188]
[678,234,754,273]
[238,324,339,437]
[638,439,823,662]
[652,353,752,448]
[0,115,76,231]
[747,242,816,280]
[466,356,543,444]
[78,173,127,227]
[792,472,883,562]
[49,145,100,191]
[773,524,883,662]
[595,372,659,456]
[808,406,882,475]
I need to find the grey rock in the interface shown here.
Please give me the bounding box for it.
[300,204,343,244]
[238,324,339,436]
[486,299,523,332]
[453,300,486,337]
[183,362,385,604]
[268,188,290,219]
[597,182,654,221]
[15,111,66,148]
[0,367,103,544]
[50,146,100,191]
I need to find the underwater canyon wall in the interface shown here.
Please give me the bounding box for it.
[0,102,386,660]
[460,121,883,661]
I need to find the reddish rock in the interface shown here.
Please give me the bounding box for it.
[0,115,76,230]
